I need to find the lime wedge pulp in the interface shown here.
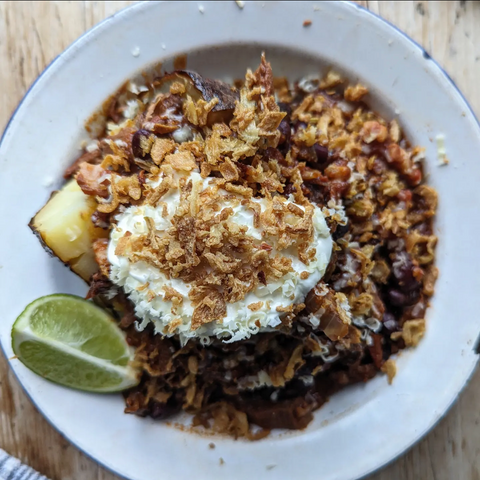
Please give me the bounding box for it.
[11,294,140,392]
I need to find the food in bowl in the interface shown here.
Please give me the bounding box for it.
[25,55,438,438]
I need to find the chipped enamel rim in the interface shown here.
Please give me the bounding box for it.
[0,2,479,480]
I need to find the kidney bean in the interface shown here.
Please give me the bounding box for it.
[391,252,421,292]
[301,184,312,197]
[296,145,318,166]
[332,222,349,241]
[264,147,285,164]
[387,289,407,307]
[387,288,420,307]
[416,222,433,235]
[402,299,427,320]
[304,183,324,205]
[293,120,308,134]
[406,167,422,186]
[132,129,153,159]
[237,162,249,177]
[314,143,329,164]
[296,143,333,171]
[278,119,291,150]
[382,312,398,332]
[277,102,292,117]
[329,180,349,200]
[283,183,297,197]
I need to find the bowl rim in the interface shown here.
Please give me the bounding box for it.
[1,2,479,480]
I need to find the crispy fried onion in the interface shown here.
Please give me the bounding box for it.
[115,174,316,329]
[97,173,143,213]
[391,319,426,347]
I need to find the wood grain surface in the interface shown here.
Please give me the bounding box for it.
[1,2,479,479]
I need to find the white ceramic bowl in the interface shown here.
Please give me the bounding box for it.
[1,2,479,479]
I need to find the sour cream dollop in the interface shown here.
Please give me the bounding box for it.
[108,172,333,344]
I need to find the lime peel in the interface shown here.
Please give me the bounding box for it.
[11,294,140,393]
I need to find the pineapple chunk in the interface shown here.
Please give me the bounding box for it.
[30,180,108,281]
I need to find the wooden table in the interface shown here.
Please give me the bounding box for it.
[1,2,479,479]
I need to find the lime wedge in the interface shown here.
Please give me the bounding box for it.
[11,294,140,392]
